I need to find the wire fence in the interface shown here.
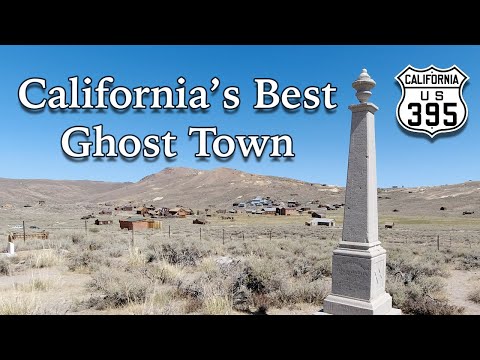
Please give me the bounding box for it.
[5,219,480,253]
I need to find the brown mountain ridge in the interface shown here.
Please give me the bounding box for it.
[0,167,479,216]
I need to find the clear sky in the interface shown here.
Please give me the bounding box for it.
[0,45,479,187]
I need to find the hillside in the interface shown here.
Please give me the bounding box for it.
[95,167,344,208]
[0,178,129,205]
[0,167,479,216]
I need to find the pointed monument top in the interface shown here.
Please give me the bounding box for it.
[352,68,376,103]
[358,68,370,80]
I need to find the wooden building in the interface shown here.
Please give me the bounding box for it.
[305,218,335,227]
[95,219,113,225]
[119,216,150,230]
[278,207,297,216]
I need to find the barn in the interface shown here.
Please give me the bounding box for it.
[262,207,277,215]
[119,216,150,230]
[136,207,148,216]
[278,207,297,216]
[168,207,190,217]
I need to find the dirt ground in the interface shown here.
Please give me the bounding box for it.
[445,270,480,315]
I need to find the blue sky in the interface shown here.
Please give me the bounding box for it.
[0,45,479,187]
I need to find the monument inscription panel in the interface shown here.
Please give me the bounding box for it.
[332,255,371,300]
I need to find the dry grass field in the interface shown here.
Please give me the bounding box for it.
[1,203,479,315]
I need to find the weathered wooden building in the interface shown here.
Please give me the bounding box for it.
[262,207,277,215]
[384,222,394,229]
[95,219,113,225]
[278,207,297,216]
[311,211,325,218]
[305,218,335,227]
[119,217,149,230]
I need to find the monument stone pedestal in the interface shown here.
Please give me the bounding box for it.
[323,241,400,314]
[321,69,401,315]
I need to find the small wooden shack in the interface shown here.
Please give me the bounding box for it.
[305,219,335,227]
[384,222,394,229]
[119,216,149,230]
[116,205,133,211]
[440,207,446,211]
[193,218,208,225]
[95,219,113,225]
[169,207,192,217]
[278,207,297,216]
[136,207,149,216]
[262,207,277,215]
[311,211,325,218]
[287,200,299,208]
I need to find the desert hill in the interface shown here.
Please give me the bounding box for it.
[0,167,343,208]
[95,167,343,208]
[0,167,479,216]
[0,178,128,205]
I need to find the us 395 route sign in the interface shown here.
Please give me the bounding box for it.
[395,65,469,138]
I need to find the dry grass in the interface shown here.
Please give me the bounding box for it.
[0,257,12,276]
[468,288,480,304]
[28,249,64,268]
[203,295,233,315]
[385,245,464,314]
[17,278,50,292]
[0,295,38,315]
[148,261,184,284]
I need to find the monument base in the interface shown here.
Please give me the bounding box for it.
[322,293,401,315]
[321,242,401,315]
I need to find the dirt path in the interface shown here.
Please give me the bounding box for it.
[445,269,480,315]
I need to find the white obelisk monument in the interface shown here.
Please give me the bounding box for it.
[322,69,401,315]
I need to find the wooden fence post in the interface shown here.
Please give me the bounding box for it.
[23,221,26,243]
